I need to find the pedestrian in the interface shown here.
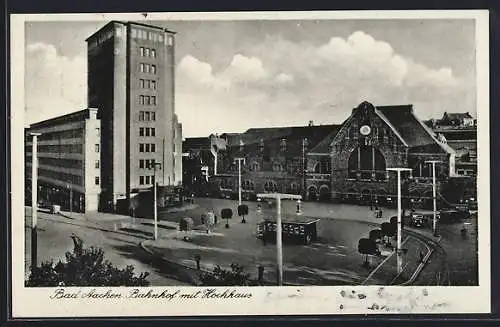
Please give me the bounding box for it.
[378,208,383,219]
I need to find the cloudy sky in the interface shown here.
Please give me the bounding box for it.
[24,18,476,137]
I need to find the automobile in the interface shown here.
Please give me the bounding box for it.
[409,211,437,228]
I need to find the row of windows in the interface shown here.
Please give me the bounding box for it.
[139,175,155,185]
[37,158,84,170]
[140,79,157,90]
[30,129,85,142]
[139,47,156,58]
[139,111,156,121]
[139,127,156,137]
[139,143,156,153]
[140,63,157,74]
[139,95,157,105]
[131,28,174,46]
[39,169,84,186]
[37,144,84,154]
[139,159,156,169]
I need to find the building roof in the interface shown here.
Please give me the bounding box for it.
[86,21,176,42]
[224,124,338,147]
[182,137,210,151]
[375,105,455,154]
[443,112,473,120]
[28,108,98,130]
[307,125,343,154]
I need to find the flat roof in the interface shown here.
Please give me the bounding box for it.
[28,108,98,129]
[86,20,176,42]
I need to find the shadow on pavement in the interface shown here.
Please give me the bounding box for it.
[111,243,197,286]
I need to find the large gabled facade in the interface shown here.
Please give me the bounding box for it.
[306,101,456,205]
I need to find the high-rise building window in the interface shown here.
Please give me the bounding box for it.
[145,144,150,152]
[145,96,151,105]
[145,128,150,137]
[145,64,150,73]
[96,127,100,136]
[140,47,144,56]
[168,36,174,46]
[139,95,144,105]
[95,144,100,152]
[140,63,145,72]
[146,80,150,89]
[151,65,157,74]
[145,112,151,121]
[151,112,156,121]
[139,159,144,168]
[140,79,145,88]
[145,48,150,57]
[151,96,156,105]
[139,127,144,136]
[145,176,150,184]
[148,32,153,41]
[151,128,155,137]
[95,160,100,169]
[139,111,145,121]
[151,49,156,58]
[139,144,144,152]
[95,177,100,185]
[139,176,144,185]
[151,143,156,152]
[151,80,156,90]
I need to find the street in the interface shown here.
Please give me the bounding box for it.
[24,197,478,286]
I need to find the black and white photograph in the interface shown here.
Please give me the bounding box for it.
[10,10,490,317]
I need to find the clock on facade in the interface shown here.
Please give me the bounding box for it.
[360,125,371,136]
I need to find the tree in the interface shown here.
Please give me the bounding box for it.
[390,216,404,229]
[380,222,393,244]
[200,263,258,286]
[180,217,194,241]
[202,211,215,233]
[26,235,149,287]
[369,229,383,243]
[358,238,378,268]
[221,208,233,229]
[238,204,249,223]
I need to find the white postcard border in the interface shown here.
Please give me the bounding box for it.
[10,10,491,317]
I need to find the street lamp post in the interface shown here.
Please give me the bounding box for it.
[386,167,412,274]
[256,193,302,286]
[66,181,73,218]
[30,132,41,269]
[151,162,162,241]
[425,160,442,237]
[234,158,246,205]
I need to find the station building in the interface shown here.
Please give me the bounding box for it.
[25,108,101,212]
[306,101,457,205]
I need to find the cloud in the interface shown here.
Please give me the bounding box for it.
[25,43,87,125]
[176,30,474,136]
[25,29,475,137]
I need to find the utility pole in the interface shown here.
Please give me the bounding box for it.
[257,193,302,286]
[234,158,245,205]
[30,132,41,269]
[425,160,442,237]
[386,168,412,274]
[151,162,162,241]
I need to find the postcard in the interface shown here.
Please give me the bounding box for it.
[10,10,490,317]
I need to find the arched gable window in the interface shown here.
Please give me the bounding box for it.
[347,146,386,180]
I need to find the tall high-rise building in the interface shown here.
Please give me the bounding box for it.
[86,21,182,212]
